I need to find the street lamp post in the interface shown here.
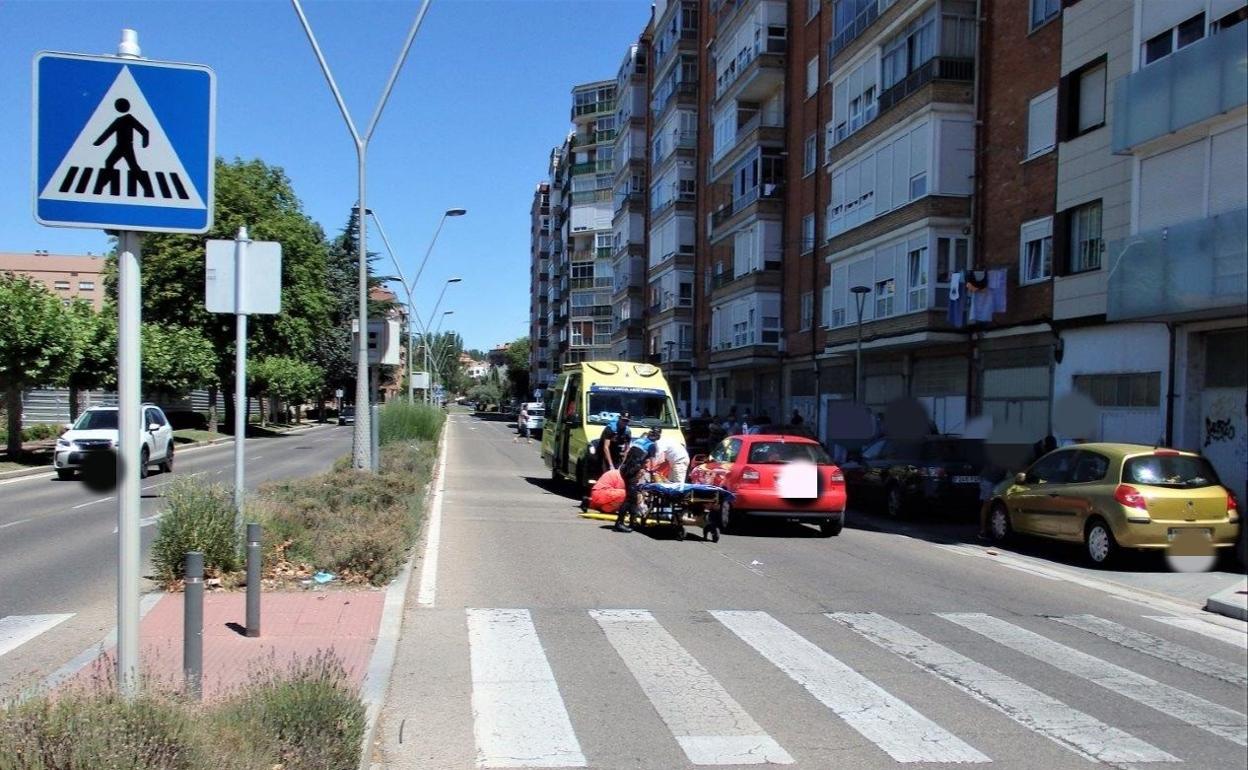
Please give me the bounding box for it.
[291,0,433,470]
[851,285,871,405]
[419,282,459,402]
[368,209,466,403]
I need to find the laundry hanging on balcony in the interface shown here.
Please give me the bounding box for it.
[949,269,1008,328]
[947,272,965,328]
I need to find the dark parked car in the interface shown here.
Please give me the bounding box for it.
[338,405,356,426]
[841,436,984,517]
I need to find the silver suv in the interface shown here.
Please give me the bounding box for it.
[53,405,176,480]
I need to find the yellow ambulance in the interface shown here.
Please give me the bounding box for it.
[541,361,684,491]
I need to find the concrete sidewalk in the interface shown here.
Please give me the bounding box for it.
[69,589,385,699]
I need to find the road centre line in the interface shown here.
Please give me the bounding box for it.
[713,610,989,764]
[591,609,793,765]
[71,496,115,509]
[0,518,34,530]
[940,613,1247,747]
[831,612,1176,767]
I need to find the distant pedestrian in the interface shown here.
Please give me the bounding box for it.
[515,404,530,443]
[790,409,804,426]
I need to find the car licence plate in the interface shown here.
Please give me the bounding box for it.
[1167,527,1213,542]
[953,475,978,484]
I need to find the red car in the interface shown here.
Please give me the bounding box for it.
[689,434,847,536]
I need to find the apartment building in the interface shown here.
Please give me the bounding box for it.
[699,0,790,420]
[0,251,107,309]
[648,0,700,414]
[529,182,554,388]
[565,80,618,365]
[547,144,570,380]
[1100,0,1247,500]
[818,0,979,435]
[970,0,1063,447]
[611,40,651,364]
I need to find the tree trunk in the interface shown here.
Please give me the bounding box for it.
[208,387,219,433]
[5,387,24,457]
[317,394,326,423]
[258,394,265,427]
[68,384,82,423]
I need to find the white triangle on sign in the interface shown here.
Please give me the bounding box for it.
[39,66,205,209]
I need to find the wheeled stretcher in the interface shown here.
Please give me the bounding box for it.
[635,482,735,542]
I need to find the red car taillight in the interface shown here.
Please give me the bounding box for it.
[740,467,761,483]
[828,466,844,483]
[1115,484,1148,511]
[1228,490,1240,521]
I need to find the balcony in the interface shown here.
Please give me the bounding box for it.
[830,0,880,59]
[1112,29,1248,154]
[572,99,616,121]
[571,159,614,176]
[709,183,784,236]
[716,39,787,103]
[570,188,612,205]
[711,111,785,181]
[710,262,782,295]
[652,189,697,218]
[1106,207,1247,322]
[652,130,697,169]
[652,81,698,120]
[877,57,974,114]
[573,130,618,148]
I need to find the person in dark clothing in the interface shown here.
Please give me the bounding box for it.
[614,428,660,533]
[790,409,804,426]
[598,413,632,473]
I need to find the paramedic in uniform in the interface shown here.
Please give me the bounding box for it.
[614,427,660,533]
[653,433,691,483]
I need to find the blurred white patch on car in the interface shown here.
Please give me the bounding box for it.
[778,460,816,499]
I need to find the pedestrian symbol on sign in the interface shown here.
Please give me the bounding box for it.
[39,66,204,210]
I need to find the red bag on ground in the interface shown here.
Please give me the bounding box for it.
[589,469,626,514]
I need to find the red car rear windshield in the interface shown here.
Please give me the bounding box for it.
[1122,454,1220,489]
[747,441,832,464]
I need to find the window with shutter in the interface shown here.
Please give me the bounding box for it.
[1076,63,1106,133]
[1019,217,1053,283]
[1026,89,1057,158]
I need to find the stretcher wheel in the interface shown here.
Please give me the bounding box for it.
[676,526,686,541]
[706,527,719,543]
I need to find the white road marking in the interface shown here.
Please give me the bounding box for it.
[466,608,586,768]
[0,518,33,530]
[0,614,74,658]
[591,609,793,765]
[940,613,1248,746]
[416,422,450,607]
[1054,614,1246,686]
[71,496,114,509]
[712,610,989,764]
[112,513,161,534]
[830,612,1177,767]
[37,592,165,696]
[1144,616,1248,650]
[0,472,54,486]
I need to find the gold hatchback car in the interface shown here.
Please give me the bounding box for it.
[986,443,1240,566]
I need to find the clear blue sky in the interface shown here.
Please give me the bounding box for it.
[1,0,650,352]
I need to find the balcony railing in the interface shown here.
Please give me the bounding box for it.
[877,57,974,114]
[711,111,784,171]
[652,81,698,118]
[1113,29,1248,154]
[570,159,614,176]
[830,0,880,59]
[1106,207,1247,322]
[570,188,612,205]
[715,37,787,100]
[572,99,616,120]
[710,183,783,229]
[596,247,613,259]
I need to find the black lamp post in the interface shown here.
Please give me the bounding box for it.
[851,285,871,405]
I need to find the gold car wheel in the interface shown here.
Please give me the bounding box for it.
[1086,520,1115,565]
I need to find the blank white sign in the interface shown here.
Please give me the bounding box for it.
[205,239,282,314]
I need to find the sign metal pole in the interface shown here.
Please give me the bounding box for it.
[117,227,142,697]
[233,226,250,533]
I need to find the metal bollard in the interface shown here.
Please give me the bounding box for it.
[370,404,381,472]
[246,523,261,638]
[184,551,204,700]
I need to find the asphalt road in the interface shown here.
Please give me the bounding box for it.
[0,423,352,697]
[375,414,1247,770]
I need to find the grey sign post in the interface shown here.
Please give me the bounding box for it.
[206,229,281,536]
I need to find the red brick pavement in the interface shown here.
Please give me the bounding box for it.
[71,589,385,700]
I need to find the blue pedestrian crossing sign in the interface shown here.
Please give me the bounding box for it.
[33,52,215,233]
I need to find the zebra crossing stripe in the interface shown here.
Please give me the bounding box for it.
[830,613,1178,767]
[466,609,586,768]
[1144,616,1248,650]
[1053,615,1246,687]
[0,614,74,658]
[591,610,794,765]
[940,613,1248,747]
[712,610,989,764]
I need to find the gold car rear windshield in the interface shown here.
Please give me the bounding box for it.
[1123,455,1220,489]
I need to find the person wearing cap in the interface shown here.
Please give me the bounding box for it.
[613,427,660,533]
[599,412,632,473]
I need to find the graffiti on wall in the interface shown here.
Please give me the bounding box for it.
[1205,416,1236,446]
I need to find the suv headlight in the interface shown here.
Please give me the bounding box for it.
[56,438,72,449]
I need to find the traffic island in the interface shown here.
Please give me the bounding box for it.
[1206,579,1248,622]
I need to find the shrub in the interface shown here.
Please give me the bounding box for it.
[209,652,364,770]
[151,480,239,583]
[0,689,195,770]
[378,401,445,445]
[21,423,62,442]
[252,441,435,585]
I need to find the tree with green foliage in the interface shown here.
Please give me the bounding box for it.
[0,275,80,455]
[141,324,218,397]
[65,300,114,422]
[113,158,333,428]
[505,337,531,399]
[249,356,323,424]
[467,380,503,410]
